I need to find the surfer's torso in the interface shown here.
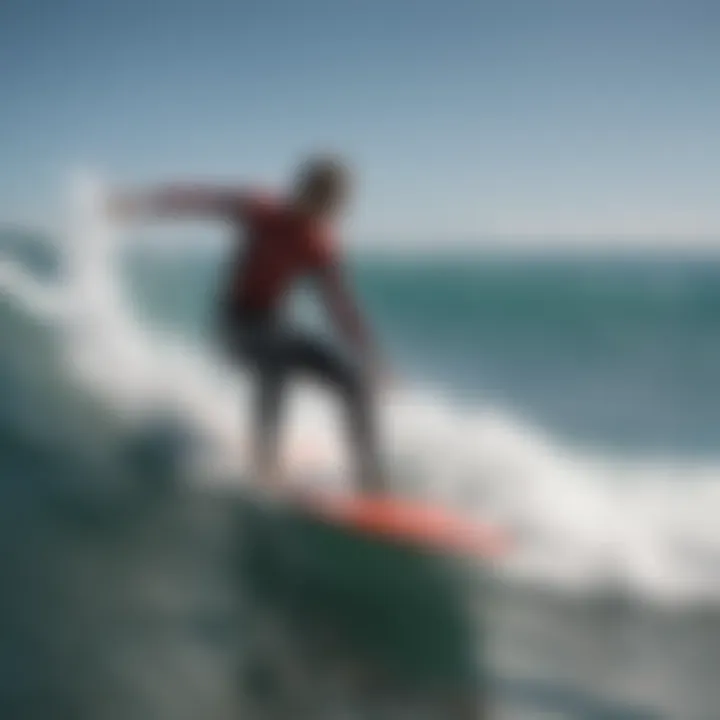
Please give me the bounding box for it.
[225,193,336,317]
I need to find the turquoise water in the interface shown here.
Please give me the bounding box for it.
[3,223,720,719]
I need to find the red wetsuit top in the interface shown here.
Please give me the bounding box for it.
[227,193,337,315]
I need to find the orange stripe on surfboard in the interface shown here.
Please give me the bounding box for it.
[295,491,510,559]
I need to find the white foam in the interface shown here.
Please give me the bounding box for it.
[2,170,720,606]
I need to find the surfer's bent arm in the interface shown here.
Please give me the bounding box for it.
[316,262,380,370]
[109,185,251,221]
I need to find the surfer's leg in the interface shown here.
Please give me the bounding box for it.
[253,363,286,486]
[221,313,286,486]
[283,331,384,493]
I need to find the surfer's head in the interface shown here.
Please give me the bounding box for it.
[291,155,351,218]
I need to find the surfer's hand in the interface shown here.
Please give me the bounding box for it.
[367,357,397,392]
[381,369,401,392]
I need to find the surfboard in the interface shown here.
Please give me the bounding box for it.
[274,435,509,559]
[259,486,509,560]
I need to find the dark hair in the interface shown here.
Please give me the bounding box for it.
[293,155,350,210]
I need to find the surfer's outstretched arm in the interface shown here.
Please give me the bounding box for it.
[108,185,251,221]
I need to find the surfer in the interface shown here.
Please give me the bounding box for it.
[108,156,388,493]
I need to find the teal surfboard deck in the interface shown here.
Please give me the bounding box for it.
[234,494,488,688]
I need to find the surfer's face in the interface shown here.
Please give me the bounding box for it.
[293,156,351,219]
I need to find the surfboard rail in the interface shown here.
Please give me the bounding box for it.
[290,490,510,559]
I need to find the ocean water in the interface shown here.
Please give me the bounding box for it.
[2,180,720,719]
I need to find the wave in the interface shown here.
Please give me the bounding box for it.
[1,173,720,607]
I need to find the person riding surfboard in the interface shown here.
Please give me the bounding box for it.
[108,155,388,493]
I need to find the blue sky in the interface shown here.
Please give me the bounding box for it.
[1,0,719,240]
